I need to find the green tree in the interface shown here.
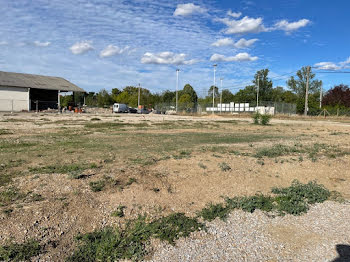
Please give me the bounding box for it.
[178,94,194,111]
[287,66,322,97]
[85,92,97,106]
[181,84,198,105]
[234,85,256,103]
[97,89,113,107]
[208,85,219,99]
[111,88,121,102]
[221,89,234,103]
[253,69,273,102]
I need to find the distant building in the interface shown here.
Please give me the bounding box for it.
[0,71,84,112]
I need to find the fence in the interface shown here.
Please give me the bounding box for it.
[154,101,297,115]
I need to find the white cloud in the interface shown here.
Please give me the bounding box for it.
[100,45,130,58]
[227,10,241,18]
[211,38,258,48]
[274,19,310,33]
[0,41,8,46]
[141,51,197,65]
[315,57,350,70]
[314,62,340,70]
[173,3,206,16]
[70,41,94,55]
[218,16,267,34]
[233,38,258,48]
[210,52,258,62]
[211,38,234,47]
[34,41,51,47]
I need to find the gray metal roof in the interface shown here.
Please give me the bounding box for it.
[0,71,85,92]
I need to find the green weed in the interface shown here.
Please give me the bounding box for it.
[0,240,42,262]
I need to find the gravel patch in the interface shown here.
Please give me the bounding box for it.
[149,201,350,262]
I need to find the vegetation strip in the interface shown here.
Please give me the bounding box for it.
[63,180,333,261]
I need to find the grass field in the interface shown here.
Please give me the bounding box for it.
[0,112,349,261]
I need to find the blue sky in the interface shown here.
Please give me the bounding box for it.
[1,0,350,96]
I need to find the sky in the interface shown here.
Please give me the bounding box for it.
[1,0,350,97]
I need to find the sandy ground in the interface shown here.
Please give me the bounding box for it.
[0,111,349,261]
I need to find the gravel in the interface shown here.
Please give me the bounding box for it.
[149,201,350,262]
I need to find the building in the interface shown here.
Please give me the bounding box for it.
[0,71,85,112]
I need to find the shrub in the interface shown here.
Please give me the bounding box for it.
[67,213,204,261]
[89,180,106,192]
[0,240,42,262]
[252,112,260,124]
[198,203,230,221]
[111,205,126,218]
[219,162,231,172]
[260,114,272,125]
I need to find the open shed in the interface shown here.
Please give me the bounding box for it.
[0,71,84,112]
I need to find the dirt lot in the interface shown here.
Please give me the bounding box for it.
[0,112,349,261]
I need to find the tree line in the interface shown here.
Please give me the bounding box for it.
[60,66,350,115]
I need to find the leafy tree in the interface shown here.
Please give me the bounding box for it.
[322,84,350,107]
[111,88,121,102]
[97,89,113,107]
[234,85,256,103]
[281,90,298,104]
[85,92,97,106]
[253,69,273,102]
[208,85,219,99]
[221,89,234,103]
[178,94,194,111]
[181,84,198,105]
[287,66,322,97]
[161,90,176,104]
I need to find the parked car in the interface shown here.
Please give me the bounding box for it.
[112,103,128,113]
[128,107,137,113]
[137,108,150,114]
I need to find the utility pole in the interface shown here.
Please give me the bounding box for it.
[138,83,141,108]
[212,64,217,114]
[176,69,180,113]
[220,78,223,114]
[304,66,310,116]
[256,75,260,108]
[320,83,323,109]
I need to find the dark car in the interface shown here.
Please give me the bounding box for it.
[137,108,150,114]
[128,107,137,113]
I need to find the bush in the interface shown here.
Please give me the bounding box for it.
[252,112,272,125]
[252,112,260,124]
[67,213,204,261]
[260,114,271,125]
[89,180,106,192]
[0,240,42,262]
[198,203,230,221]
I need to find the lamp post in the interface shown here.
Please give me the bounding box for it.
[256,75,259,108]
[176,69,180,113]
[212,64,217,114]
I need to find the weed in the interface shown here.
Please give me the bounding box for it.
[0,240,42,262]
[252,112,260,125]
[0,187,25,206]
[260,114,272,125]
[0,129,13,135]
[89,180,105,192]
[257,159,265,165]
[198,162,207,169]
[219,162,231,172]
[126,177,137,186]
[29,164,86,175]
[111,205,126,218]
[198,203,230,221]
[90,118,101,121]
[225,195,275,213]
[152,188,160,193]
[173,151,191,159]
[67,213,203,261]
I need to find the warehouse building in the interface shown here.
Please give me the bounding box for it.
[0,71,84,112]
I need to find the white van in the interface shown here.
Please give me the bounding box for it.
[112,103,128,113]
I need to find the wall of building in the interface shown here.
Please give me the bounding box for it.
[0,86,29,112]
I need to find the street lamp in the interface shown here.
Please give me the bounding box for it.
[176,69,180,113]
[212,64,217,114]
[256,75,259,108]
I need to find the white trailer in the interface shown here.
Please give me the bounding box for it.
[112,103,128,113]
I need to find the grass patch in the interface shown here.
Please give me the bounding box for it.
[199,180,332,222]
[219,162,231,171]
[0,129,13,135]
[29,163,97,175]
[0,187,25,206]
[126,177,137,186]
[89,180,106,192]
[0,240,42,261]
[111,205,126,218]
[67,213,204,262]
[173,150,191,159]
